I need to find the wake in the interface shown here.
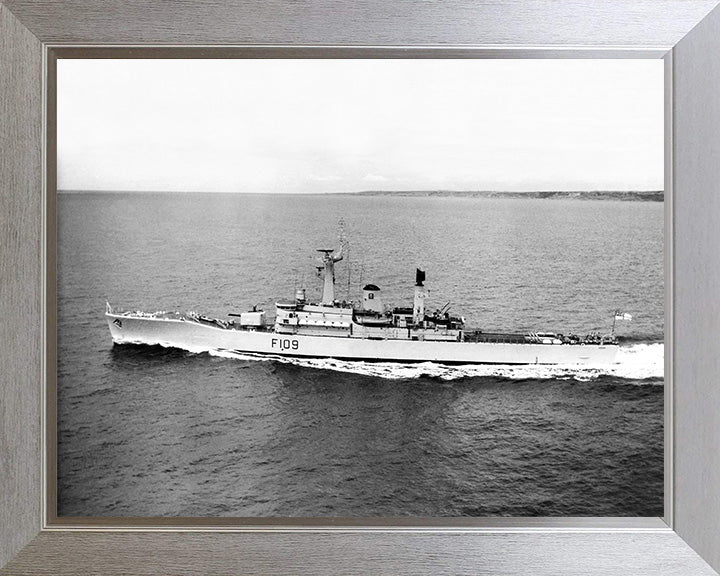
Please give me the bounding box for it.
[205,342,664,382]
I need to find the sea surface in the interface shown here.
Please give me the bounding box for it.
[57,192,664,517]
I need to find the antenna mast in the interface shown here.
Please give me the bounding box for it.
[346,244,352,301]
[338,218,351,301]
[358,261,364,300]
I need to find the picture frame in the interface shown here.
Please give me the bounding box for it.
[2,1,719,574]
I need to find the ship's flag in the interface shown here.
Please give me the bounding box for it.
[615,312,633,321]
[416,268,426,287]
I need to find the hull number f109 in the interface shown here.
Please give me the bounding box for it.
[271,338,299,351]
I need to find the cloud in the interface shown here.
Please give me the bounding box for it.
[311,174,342,182]
[363,173,389,183]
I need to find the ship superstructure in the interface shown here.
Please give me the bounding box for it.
[106,240,622,365]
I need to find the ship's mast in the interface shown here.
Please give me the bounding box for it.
[317,222,349,306]
[317,245,343,305]
[338,219,351,301]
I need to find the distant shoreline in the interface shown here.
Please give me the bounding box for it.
[346,190,663,201]
[58,189,664,201]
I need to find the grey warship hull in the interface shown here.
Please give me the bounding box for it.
[106,310,619,365]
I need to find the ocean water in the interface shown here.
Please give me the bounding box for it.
[57,192,664,517]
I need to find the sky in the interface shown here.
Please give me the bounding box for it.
[57,59,663,193]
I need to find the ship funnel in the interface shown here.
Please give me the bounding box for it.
[413,269,427,325]
[295,288,306,303]
[362,284,383,313]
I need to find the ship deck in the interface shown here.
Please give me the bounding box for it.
[108,310,616,347]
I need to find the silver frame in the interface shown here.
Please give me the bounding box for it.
[2,2,720,574]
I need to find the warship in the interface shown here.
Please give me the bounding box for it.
[105,236,625,365]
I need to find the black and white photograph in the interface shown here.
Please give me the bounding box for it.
[56,58,664,518]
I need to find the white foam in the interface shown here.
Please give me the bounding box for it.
[118,335,663,382]
[206,343,664,382]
